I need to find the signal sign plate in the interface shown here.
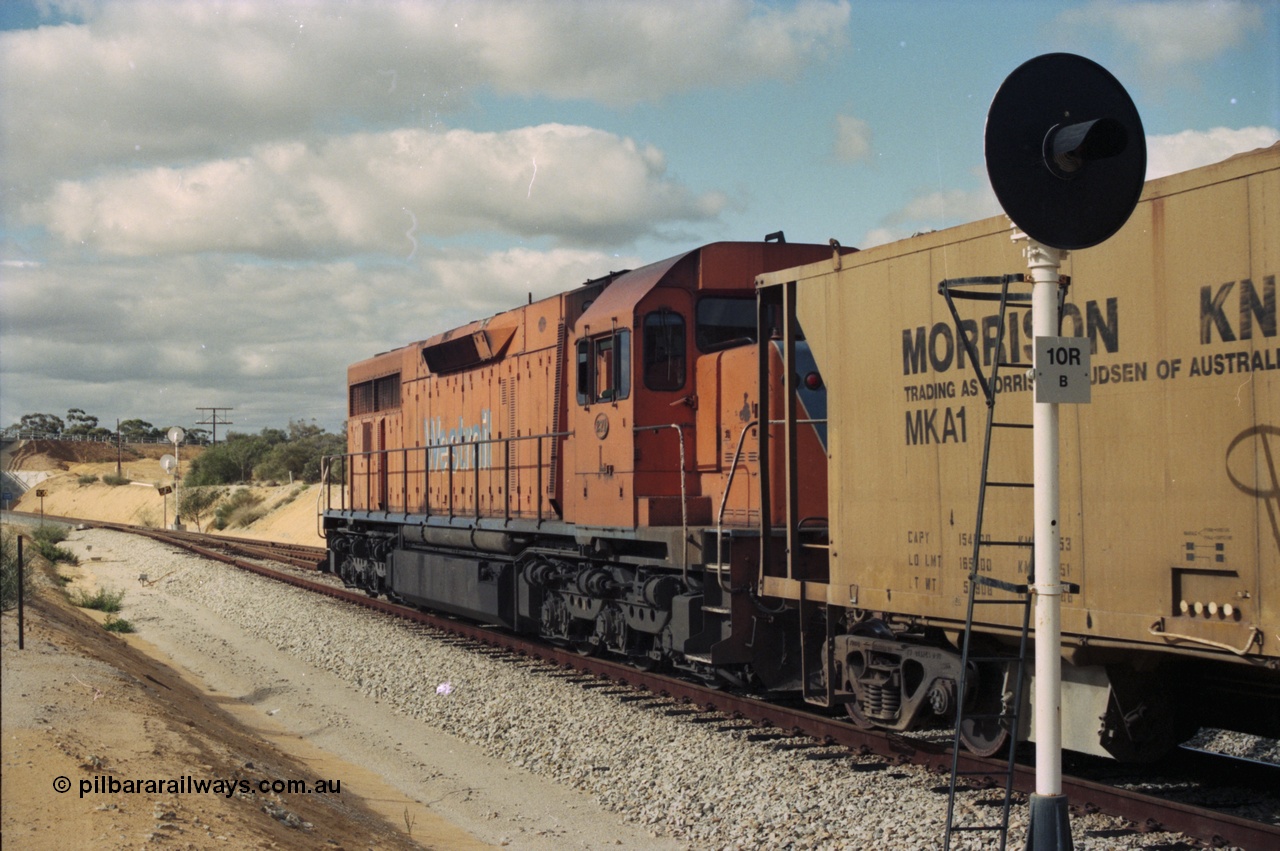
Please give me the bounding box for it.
[1035,336,1091,404]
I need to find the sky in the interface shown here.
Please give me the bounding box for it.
[1,0,1277,436]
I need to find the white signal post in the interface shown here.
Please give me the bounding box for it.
[1027,241,1069,825]
[984,52,1143,851]
[167,427,185,530]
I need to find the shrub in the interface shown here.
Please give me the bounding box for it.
[213,488,262,530]
[32,525,78,565]
[177,486,220,532]
[0,529,33,611]
[231,508,266,528]
[69,586,125,613]
[101,473,131,486]
[277,486,306,508]
[103,615,135,633]
[32,525,68,545]
[78,474,100,485]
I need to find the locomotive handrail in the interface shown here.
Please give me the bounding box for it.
[713,419,759,594]
[322,430,572,527]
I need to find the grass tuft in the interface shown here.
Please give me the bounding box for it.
[69,586,125,613]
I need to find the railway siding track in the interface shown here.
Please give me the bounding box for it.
[11,513,1279,849]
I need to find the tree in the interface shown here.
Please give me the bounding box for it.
[19,413,64,435]
[184,431,270,485]
[183,446,240,486]
[119,419,162,443]
[185,427,212,446]
[255,420,347,483]
[64,408,98,434]
[178,487,220,533]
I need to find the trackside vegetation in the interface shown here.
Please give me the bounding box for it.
[0,528,33,611]
[183,421,346,487]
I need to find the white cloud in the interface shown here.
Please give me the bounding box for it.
[1056,1,1263,83]
[1,0,850,188]
[32,125,727,255]
[425,247,642,317]
[1145,126,1280,179]
[859,185,1001,247]
[833,114,872,163]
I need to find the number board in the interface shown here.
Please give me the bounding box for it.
[1035,336,1092,404]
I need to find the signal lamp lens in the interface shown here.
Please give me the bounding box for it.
[804,372,823,391]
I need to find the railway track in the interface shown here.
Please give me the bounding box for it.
[10,512,1279,849]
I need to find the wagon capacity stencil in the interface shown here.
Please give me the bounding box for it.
[1035,336,1091,404]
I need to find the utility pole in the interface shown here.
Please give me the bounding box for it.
[196,407,234,444]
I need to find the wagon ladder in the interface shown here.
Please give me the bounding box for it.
[937,274,1063,851]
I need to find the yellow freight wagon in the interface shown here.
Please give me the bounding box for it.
[757,143,1279,758]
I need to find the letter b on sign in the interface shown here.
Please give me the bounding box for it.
[1035,336,1091,404]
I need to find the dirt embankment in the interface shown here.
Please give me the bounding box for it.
[5,441,326,545]
[1,565,431,850]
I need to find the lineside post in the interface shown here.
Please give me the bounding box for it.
[17,534,24,650]
[1026,240,1073,850]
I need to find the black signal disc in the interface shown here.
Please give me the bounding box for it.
[985,53,1146,250]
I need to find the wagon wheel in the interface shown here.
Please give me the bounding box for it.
[844,697,876,730]
[958,661,1011,757]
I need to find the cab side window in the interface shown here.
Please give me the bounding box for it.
[643,310,686,391]
[576,330,631,404]
[696,297,756,352]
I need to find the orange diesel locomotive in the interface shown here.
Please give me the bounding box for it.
[324,240,843,684]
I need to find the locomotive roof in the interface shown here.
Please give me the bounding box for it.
[577,248,695,331]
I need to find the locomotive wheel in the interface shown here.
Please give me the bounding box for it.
[630,654,657,672]
[958,661,1011,757]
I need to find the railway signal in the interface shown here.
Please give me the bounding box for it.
[985,53,1146,850]
[162,434,182,529]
